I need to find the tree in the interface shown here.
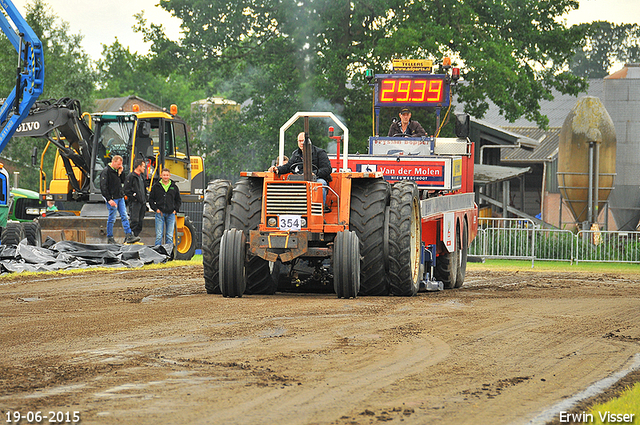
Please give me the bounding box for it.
[0,0,95,106]
[384,0,587,128]
[570,21,640,79]
[192,109,275,182]
[149,0,588,178]
[95,39,205,115]
[0,0,96,191]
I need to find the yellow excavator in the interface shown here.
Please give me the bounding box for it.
[19,98,204,259]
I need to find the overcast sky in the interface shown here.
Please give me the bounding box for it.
[13,0,640,63]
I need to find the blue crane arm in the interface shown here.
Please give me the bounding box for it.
[0,0,45,154]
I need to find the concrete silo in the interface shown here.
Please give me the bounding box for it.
[557,97,616,228]
[605,64,640,230]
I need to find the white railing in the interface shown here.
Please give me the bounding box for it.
[469,218,640,265]
[533,228,575,262]
[470,218,536,266]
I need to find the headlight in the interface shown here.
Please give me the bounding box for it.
[267,217,277,227]
[26,208,41,215]
[301,217,307,228]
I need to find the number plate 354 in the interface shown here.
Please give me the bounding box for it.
[279,215,301,231]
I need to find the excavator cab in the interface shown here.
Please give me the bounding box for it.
[91,115,136,195]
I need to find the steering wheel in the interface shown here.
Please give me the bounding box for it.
[391,133,413,137]
[288,161,318,175]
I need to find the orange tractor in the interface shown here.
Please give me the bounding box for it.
[203,59,477,297]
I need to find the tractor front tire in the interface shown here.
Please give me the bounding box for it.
[333,230,360,299]
[219,229,246,297]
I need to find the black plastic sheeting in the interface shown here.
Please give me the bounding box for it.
[0,239,174,274]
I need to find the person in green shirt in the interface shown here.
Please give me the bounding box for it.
[148,168,181,246]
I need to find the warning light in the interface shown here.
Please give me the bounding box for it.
[328,126,335,137]
[365,69,374,83]
[170,104,178,115]
[443,57,451,69]
[452,67,460,83]
[132,104,140,112]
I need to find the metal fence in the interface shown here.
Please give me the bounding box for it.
[575,230,640,263]
[469,217,640,265]
[472,218,535,260]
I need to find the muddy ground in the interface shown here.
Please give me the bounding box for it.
[1,265,639,425]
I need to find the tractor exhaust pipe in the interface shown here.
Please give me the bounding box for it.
[303,116,313,181]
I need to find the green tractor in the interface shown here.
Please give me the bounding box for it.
[1,187,44,246]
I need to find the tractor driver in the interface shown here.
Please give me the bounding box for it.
[388,107,427,137]
[268,132,333,212]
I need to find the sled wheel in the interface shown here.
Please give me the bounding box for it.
[435,223,460,289]
[454,220,468,288]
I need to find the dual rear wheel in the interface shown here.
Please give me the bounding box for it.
[348,180,421,297]
[387,181,421,296]
[202,180,232,294]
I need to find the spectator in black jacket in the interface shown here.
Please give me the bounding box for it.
[388,107,427,137]
[124,158,147,237]
[148,168,181,246]
[100,155,140,244]
[268,132,333,212]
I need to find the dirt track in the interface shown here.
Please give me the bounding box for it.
[1,265,639,424]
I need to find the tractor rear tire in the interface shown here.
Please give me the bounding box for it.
[334,230,360,299]
[23,221,42,247]
[454,220,468,288]
[388,181,421,296]
[349,179,389,295]
[228,178,276,295]
[202,180,232,294]
[175,216,196,260]
[435,223,460,289]
[1,222,25,246]
[219,229,246,297]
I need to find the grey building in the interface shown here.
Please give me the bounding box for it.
[466,78,624,229]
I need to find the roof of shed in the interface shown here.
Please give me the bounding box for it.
[499,127,561,163]
[474,164,531,185]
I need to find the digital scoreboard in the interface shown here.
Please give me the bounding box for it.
[375,74,449,108]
